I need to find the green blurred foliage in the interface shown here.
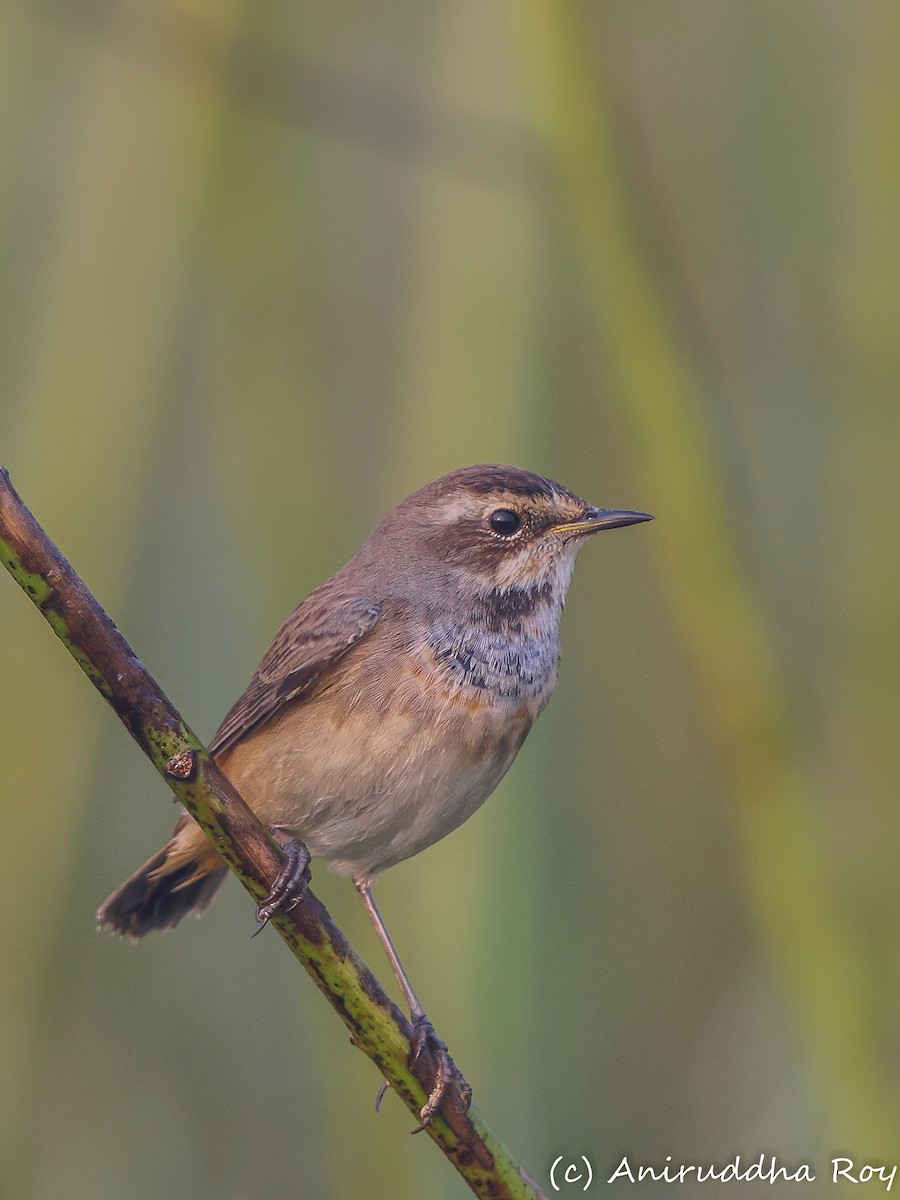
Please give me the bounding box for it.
[1,2,898,1197]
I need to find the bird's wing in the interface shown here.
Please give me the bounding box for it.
[209,592,382,757]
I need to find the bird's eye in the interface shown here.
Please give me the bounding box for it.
[488,508,522,537]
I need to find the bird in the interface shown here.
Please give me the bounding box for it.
[97,464,652,1127]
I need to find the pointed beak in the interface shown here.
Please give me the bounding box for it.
[550,507,654,536]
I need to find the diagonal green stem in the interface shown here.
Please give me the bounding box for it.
[0,467,547,1200]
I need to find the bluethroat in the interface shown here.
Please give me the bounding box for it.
[98,464,652,1126]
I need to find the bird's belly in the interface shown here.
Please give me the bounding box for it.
[220,683,534,880]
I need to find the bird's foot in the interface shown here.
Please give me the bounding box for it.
[408,1013,472,1133]
[254,837,311,932]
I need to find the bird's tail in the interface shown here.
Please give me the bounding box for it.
[97,823,227,940]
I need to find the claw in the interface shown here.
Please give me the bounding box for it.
[253,838,311,934]
[408,1014,469,1133]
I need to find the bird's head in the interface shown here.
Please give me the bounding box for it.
[372,464,652,595]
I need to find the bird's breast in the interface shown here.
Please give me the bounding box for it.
[422,588,562,717]
[219,589,563,878]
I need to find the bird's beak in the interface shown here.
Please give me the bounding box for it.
[550,507,654,536]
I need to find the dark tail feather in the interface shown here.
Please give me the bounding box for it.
[97,845,227,940]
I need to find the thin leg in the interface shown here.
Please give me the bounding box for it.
[354,877,472,1131]
[355,877,425,1017]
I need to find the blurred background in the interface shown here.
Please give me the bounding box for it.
[1,1,898,1197]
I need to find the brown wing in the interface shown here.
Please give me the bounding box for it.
[209,592,381,757]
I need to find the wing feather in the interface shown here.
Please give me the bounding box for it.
[209,593,381,757]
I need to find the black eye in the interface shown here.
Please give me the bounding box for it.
[488,508,522,537]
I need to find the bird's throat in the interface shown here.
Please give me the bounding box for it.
[425,581,562,704]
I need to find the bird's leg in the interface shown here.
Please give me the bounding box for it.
[255,827,311,930]
[354,877,472,1132]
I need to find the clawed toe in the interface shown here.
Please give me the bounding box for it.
[408,1014,470,1133]
[253,838,311,933]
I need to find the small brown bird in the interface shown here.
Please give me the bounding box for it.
[98,464,651,1125]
